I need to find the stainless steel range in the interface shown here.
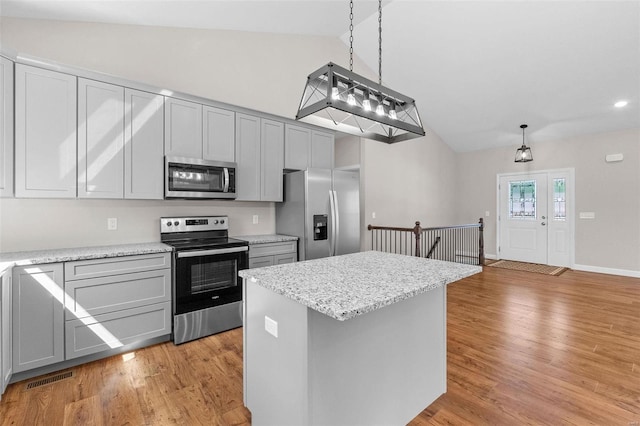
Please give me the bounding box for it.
[160,215,249,344]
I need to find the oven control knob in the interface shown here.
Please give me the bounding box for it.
[220,219,225,224]
[174,221,180,227]
[166,221,172,227]
[213,219,219,225]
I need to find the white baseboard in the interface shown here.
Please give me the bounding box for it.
[484,253,497,260]
[572,264,640,279]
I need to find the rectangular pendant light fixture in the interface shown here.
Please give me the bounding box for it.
[295,62,425,144]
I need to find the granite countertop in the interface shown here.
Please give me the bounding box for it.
[233,234,299,245]
[0,242,173,274]
[239,251,481,321]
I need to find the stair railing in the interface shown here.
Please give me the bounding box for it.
[367,218,484,265]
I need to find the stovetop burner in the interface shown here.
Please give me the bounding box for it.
[160,215,248,250]
[164,237,248,251]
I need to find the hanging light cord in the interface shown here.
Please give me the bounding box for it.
[378,0,382,85]
[349,0,354,72]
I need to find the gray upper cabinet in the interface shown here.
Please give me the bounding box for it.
[164,97,203,158]
[15,64,77,198]
[12,263,64,373]
[261,119,284,202]
[1,270,12,397]
[310,130,335,169]
[0,57,14,198]
[78,78,125,199]
[284,124,335,170]
[236,114,284,202]
[203,105,235,163]
[284,124,311,170]
[236,113,261,201]
[124,88,164,200]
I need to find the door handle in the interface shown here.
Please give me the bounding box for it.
[541,222,546,226]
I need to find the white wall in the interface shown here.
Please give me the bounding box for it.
[456,128,640,274]
[0,198,274,252]
[361,133,458,251]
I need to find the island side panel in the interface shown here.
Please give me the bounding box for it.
[244,281,309,425]
[307,286,447,425]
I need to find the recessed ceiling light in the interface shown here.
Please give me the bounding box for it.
[614,100,628,108]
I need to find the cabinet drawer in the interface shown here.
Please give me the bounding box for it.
[249,241,296,257]
[65,253,170,280]
[65,302,171,360]
[249,256,274,269]
[275,253,296,265]
[65,269,171,320]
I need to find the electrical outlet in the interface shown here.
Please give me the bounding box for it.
[372,212,376,219]
[485,210,490,217]
[107,218,118,230]
[265,316,278,338]
[253,215,259,224]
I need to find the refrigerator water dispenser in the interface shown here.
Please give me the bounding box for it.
[313,215,328,240]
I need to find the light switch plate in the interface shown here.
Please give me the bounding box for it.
[265,316,278,338]
[253,215,259,224]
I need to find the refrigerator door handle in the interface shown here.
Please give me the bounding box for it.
[333,190,340,256]
[329,190,336,256]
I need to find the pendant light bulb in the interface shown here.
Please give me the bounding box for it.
[347,87,356,106]
[363,91,372,111]
[331,76,340,100]
[376,97,385,116]
[388,102,397,120]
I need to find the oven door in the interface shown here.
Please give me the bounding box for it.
[174,246,248,315]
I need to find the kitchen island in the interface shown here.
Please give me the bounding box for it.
[239,251,481,425]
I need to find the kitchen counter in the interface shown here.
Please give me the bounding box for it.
[239,250,480,321]
[233,234,298,244]
[0,242,172,274]
[241,251,482,425]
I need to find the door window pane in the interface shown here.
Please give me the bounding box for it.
[553,178,566,220]
[509,180,536,219]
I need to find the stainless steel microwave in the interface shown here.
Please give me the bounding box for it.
[165,157,236,199]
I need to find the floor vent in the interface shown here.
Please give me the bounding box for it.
[25,371,74,390]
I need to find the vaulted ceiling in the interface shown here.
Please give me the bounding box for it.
[2,0,639,152]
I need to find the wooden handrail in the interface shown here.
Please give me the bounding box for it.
[368,218,485,265]
[368,221,423,256]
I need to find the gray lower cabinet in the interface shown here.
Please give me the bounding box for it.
[1,269,13,398]
[10,253,171,376]
[64,253,171,360]
[248,241,297,268]
[12,263,65,373]
[65,302,170,360]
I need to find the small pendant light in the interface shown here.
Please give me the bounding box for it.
[515,124,533,163]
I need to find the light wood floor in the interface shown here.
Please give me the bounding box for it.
[1,267,639,425]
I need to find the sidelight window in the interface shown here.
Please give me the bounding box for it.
[553,178,566,220]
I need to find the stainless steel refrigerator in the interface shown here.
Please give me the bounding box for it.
[276,169,360,260]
